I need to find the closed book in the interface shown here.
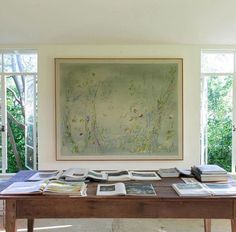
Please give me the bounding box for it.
[191,168,228,182]
[193,165,227,175]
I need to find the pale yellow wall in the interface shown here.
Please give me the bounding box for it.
[37,44,201,170]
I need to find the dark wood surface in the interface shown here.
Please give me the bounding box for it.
[1,174,236,232]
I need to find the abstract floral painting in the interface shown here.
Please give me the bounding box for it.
[55,58,183,160]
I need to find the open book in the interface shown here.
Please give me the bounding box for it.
[28,169,107,182]
[96,182,157,196]
[0,180,87,196]
[43,180,87,196]
[0,181,47,195]
[61,168,108,181]
[172,182,236,197]
[102,170,161,181]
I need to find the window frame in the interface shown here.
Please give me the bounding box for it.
[200,49,236,172]
[0,49,38,173]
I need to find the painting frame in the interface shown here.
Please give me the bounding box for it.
[55,58,183,161]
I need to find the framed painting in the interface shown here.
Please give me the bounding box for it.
[55,58,183,160]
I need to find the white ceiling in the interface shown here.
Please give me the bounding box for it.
[1,0,236,45]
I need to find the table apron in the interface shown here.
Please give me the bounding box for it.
[15,198,234,219]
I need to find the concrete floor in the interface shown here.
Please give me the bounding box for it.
[0,218,231,232]
[0,199,231,232]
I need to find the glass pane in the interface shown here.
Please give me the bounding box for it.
[6,75,25,172]
[201,52,234,73]
[0,147,2,170]
[203,75,233,171]
[25,76,35,123]
[25,75,36,170]
[0,76,1,94]
[26,123,34,147]
[0,54,2,73]
[6,75,25,124]
[3,52,37,73]
[26,146,34,169]
[0,76,2,171]
[0,76,2,121]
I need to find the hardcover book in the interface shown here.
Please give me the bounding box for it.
[96,182,157,196]
[157,168,180,177]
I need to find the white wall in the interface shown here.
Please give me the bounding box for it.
[37,44,201,170]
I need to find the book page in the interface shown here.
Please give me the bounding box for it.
[87,170,108,181]
[125,183,157,196]
[62,168,88,180]
[129,171,161,181]
[103,170,130,181]
[96,183,126,195]
[0,181,46,194]
[203,183,236,195]
[43,180,87,196]
[172,183,211,196]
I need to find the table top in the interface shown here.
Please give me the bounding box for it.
[0,170,236,201]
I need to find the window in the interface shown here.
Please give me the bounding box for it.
[201,50,235,172]
[0,50,38,173]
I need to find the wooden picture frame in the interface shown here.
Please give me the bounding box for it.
[55,58,183,160]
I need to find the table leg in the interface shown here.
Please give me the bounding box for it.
[204,219,211,232]
[5,200,16,232]
[231,219,236,232]
[28,218,34,232]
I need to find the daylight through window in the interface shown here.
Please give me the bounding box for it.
[0,50,38,173]
[201,50,235,172]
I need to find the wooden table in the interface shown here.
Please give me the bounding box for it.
[1,178,236,232]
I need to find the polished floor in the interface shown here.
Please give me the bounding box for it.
[0,217,231,232]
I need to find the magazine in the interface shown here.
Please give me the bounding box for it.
[96,182,157,196]
[0,180,87,196]
[103,170,161,181]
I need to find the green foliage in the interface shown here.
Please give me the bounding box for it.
[7,122,25,172]
[6,77,26,173]
[207,76,232,172]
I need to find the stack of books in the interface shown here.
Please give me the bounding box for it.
[191,164,228,182]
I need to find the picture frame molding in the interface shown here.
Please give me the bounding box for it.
[55,58,183,161]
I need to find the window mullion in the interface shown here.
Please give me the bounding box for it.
[1,75,7,173]
[232,51,236,172]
